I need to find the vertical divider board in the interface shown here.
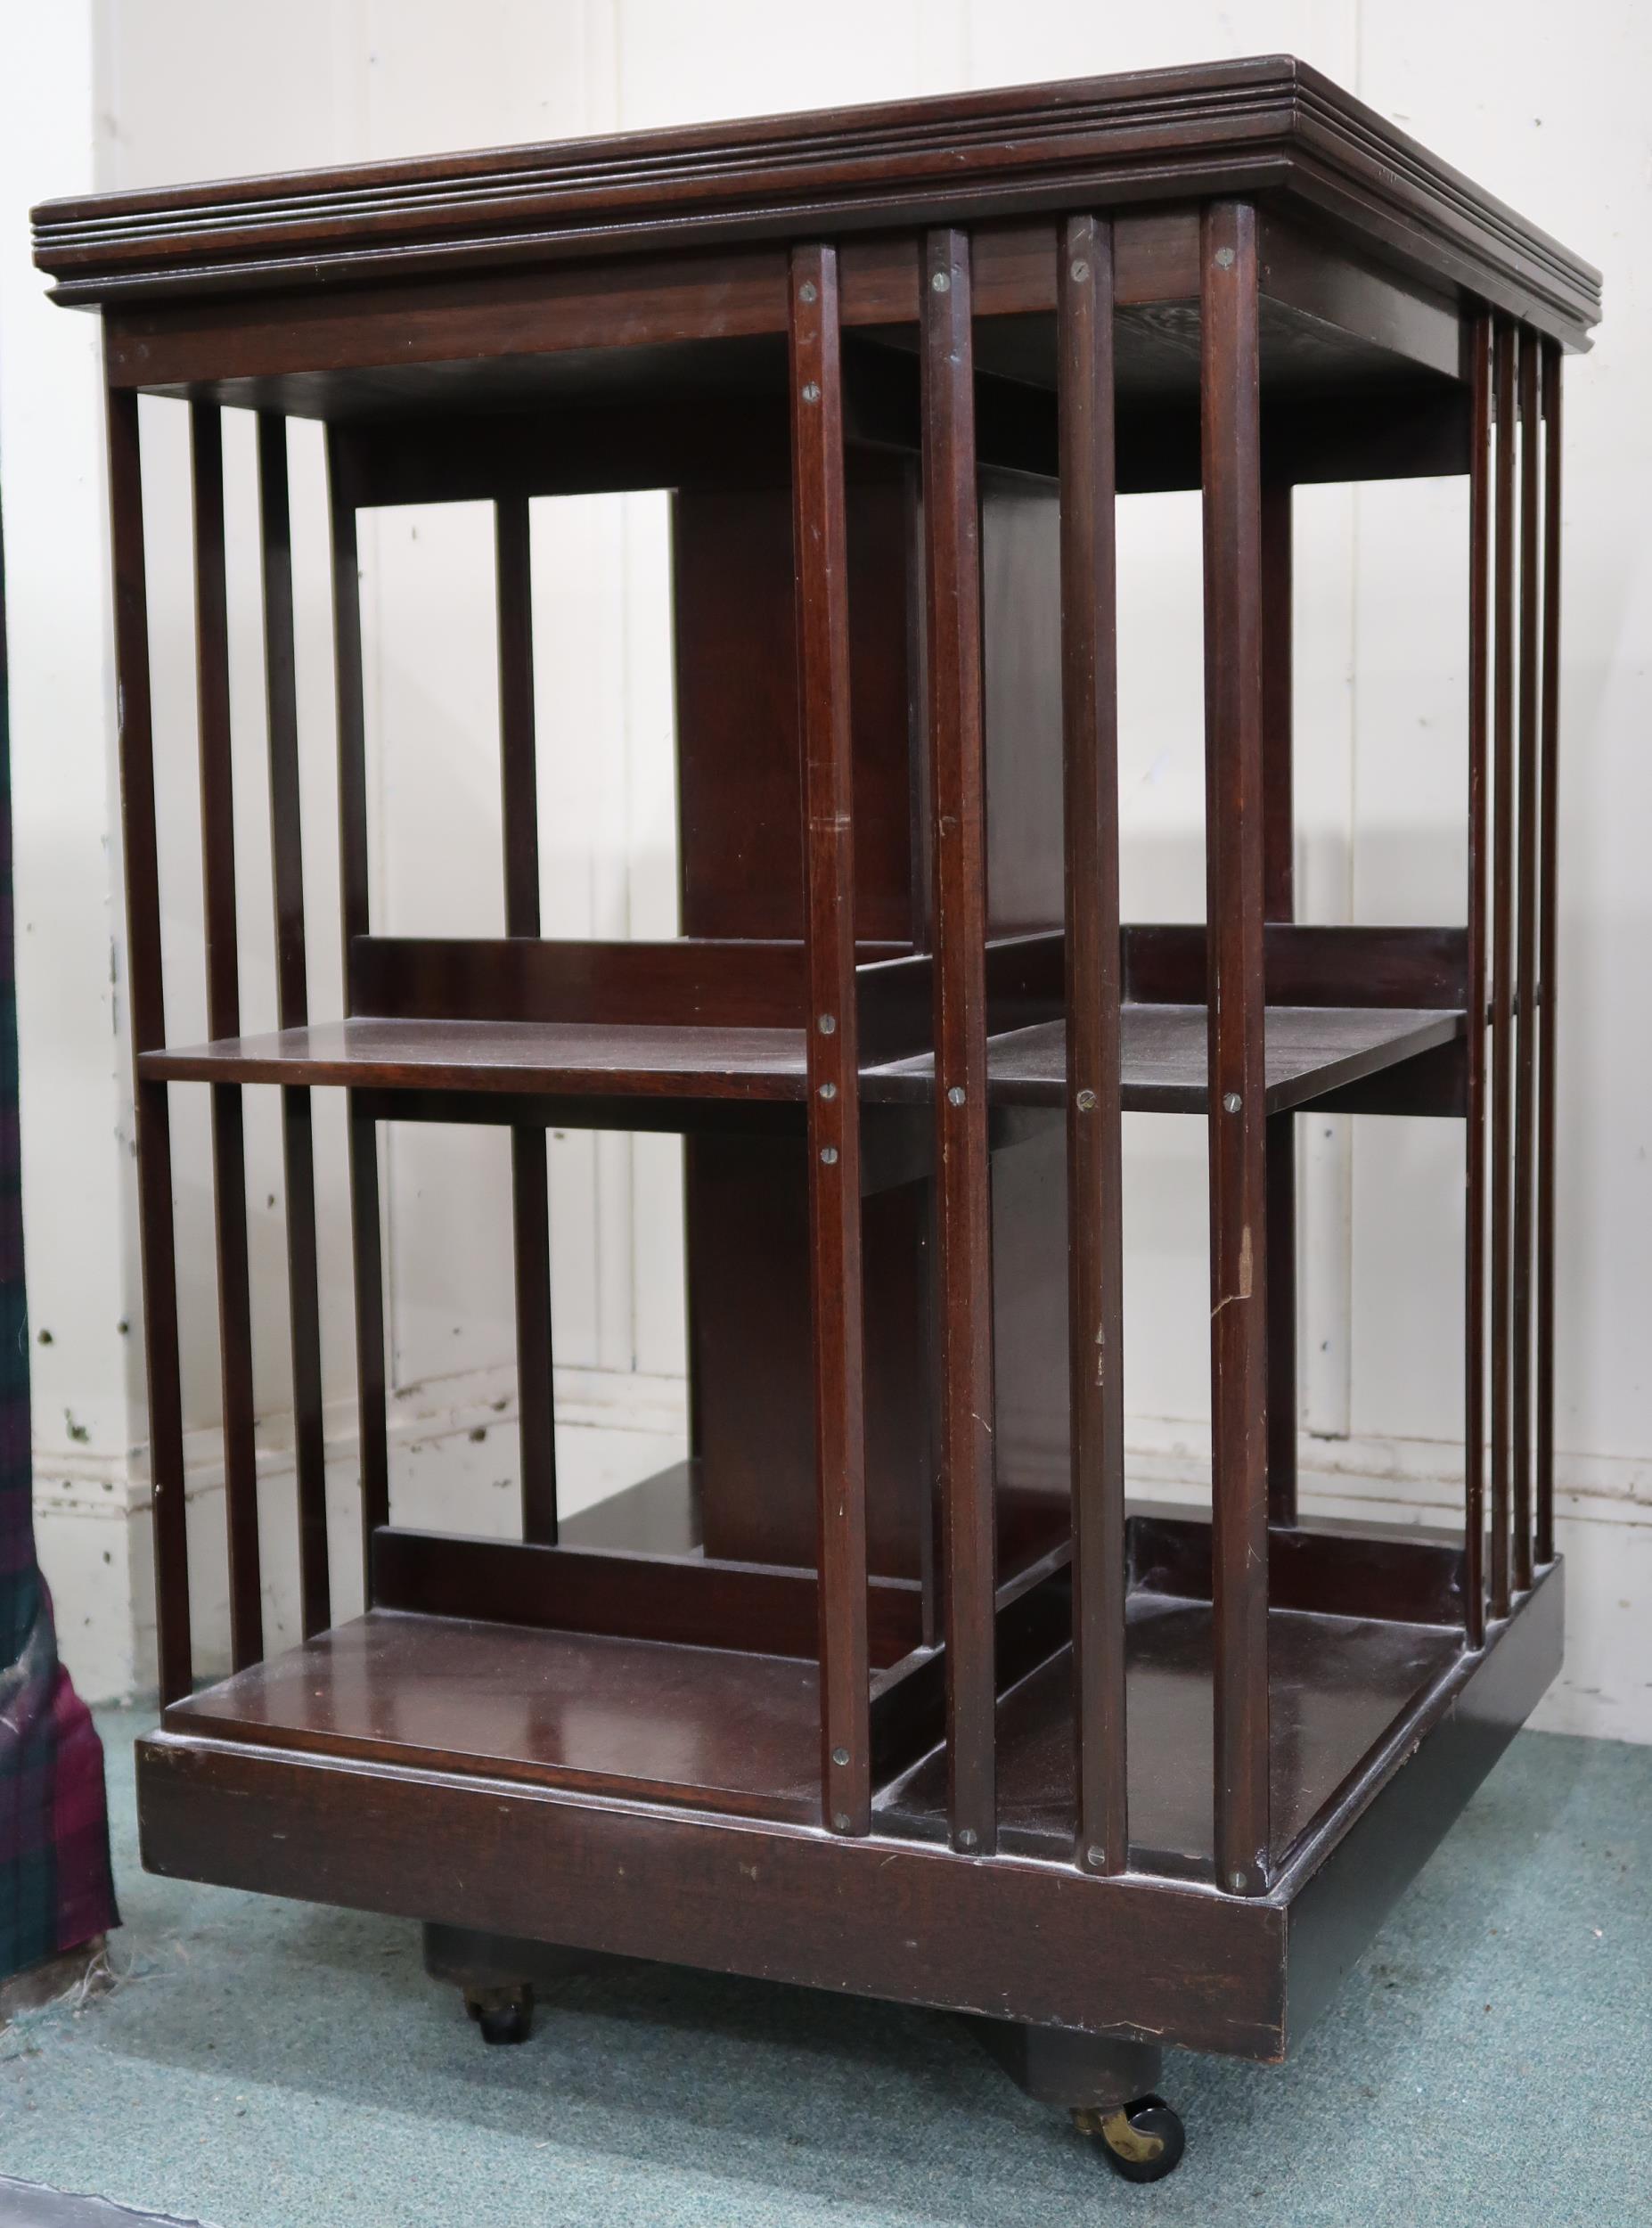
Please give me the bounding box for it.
[920,226,999,1857]
[107,386,192,1706]
[495,494,559,1547]
[1535,346,1563,1570]
[1488,323,1517,1622]
[1464,316,1492,1650]
[1512,332,1542,1595]
[258,414,330,1640]
[789,243,871,1835]
[190,403,262,1670]
[326,430,391,1574]
[1200,202,1272,1896]
[1057,215,1127,1879]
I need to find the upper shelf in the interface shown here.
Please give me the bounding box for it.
[140,1002,1461,1118]
[33,57,1599,353]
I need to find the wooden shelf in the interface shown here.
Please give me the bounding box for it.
[167,1610,830,1826]
[142,1002,1460,1116]
[878,1594,1462,1875]
[159,1581,1460,1878]
[867,1003,1463,1115]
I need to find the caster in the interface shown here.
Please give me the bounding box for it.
[1073,2095,1186,2183]
[463,1982,534,2044]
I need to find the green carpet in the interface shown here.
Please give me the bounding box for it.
[1,1712,1648,2227]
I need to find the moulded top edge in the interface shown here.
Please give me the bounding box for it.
[30,54,1600,348]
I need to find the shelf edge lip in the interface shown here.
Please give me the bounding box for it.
[31,56,1599,348]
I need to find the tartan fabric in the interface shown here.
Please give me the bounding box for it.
[0,451,118,1981]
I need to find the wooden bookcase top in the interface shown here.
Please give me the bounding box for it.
[33,55,1599,348]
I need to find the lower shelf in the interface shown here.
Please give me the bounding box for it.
[878,1594,1461,1875]
[167,1611,826,1824]
[164,1573,1461,1873]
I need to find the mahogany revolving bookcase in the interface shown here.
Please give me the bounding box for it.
[36,56,1599,2181]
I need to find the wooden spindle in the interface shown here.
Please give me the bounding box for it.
[1535,345,1563,1570]
[191,402,262,1669]
[1200,201,1271,1896]
[258,413,330,1639]
[1464,315,1492,1649]
[1261,479,1298,1529]
[1511,332,1542,1595]
[1488,323,1517,1622]
[496,495,558,1546]
[107,388,192,1705]
[1059,213,1127,1878]
[790,242,872,1837]
[921,225,998,1857]
[326,430,390,1568]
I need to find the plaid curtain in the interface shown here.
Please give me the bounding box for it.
[0,450,119,1981]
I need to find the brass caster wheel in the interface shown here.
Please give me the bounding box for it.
[463,1982,534,2044]
[1074,2095,1186,2183]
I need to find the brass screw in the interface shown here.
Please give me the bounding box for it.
[819,1081,837,1099]
[833,1812,852,1832]
[832,1747,850,1766]
[931,270,951,293]
[1076,1088,1097,1111]
[799,279,818,303]
[956,1827,977,1851]
[819,1013,837,1035]
[948,1085,966,1106]
[802,381,822,405]
[821,1147,838,1165]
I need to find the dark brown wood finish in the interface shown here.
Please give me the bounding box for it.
[190,402,262,1669]
[107,389,192,1706]
[495,494,558,1546]
[35,61,1601,348]
[61,59,1592,2128]
[258,413,330,1638]
[1200,201,1272,1896]
[1488,323,1517,1621]
[923,225,999,1855]
[1464,315,1491,1649]
[1058,213,1127,1877]
[327,430,390,1556]
[1534,345,1562,1569]
[1261,478,1298,1529]
[1511,331,1542,1596]
[791,241,872,1835]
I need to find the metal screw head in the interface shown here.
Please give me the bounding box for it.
[1214,246,1236,270]
[1069,258,1089,282]
[1229,1869,1247,1892]
[1223,1091,1242,1114]
[1075,1088,1098,1111]
[831,1746,850,1766]
[801,381,822,405]
[821,1146,838,1166]
[1085,1844,1107,1869]
[833,1812,852,1832]
[818,1013,837,1035]
[947,1085,966,1107]
[931,269,951,292]
[956,1827,978,1851]
[798,278,818,304]
[818,1081,838,1100]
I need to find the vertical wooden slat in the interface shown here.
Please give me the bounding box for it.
[1511,331,1542,1596]
[1200,201,1271,1896]
[191,403,262,1669]
[1058,214,1126,1879]
[1261,478,1298,1529]
[1534,345,1563,1570]
[1488,323,1517,1622]
[495,495,558,1546]
[258,413,330,1639]
[327,430,389,1564]
[107,388,192,1705]
[790,242,872,1837]
[921,224,997,1856]
[1464,315,1493,1650]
